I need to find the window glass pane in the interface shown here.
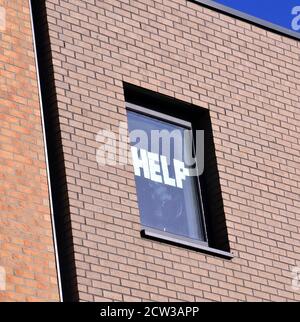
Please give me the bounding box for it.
[127,110,206,242]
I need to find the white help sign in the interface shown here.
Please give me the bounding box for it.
[131,146,190,189]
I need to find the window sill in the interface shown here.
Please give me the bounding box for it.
[141,228,234,259]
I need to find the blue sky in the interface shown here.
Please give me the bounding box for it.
[212,0,300,31]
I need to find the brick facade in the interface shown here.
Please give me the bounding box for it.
[31,0,300,302]
[4,0,300,301]
[0,0,60,301]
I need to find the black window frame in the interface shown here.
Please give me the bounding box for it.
[126,102,233,259]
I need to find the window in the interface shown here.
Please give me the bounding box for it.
[127,103,208,248]
[125,84,232,258]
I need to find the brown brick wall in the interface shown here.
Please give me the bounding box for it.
[0,0,59,301]
[36,0,300,301]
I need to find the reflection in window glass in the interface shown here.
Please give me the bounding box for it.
[127,110,206,243]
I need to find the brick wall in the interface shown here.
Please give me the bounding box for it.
[0,0,59,301]
[35,0,300,301]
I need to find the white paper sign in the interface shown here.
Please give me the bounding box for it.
[131,147,189,189]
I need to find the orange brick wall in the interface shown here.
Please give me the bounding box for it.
[34,0,300,301]
[0,0,59,301]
